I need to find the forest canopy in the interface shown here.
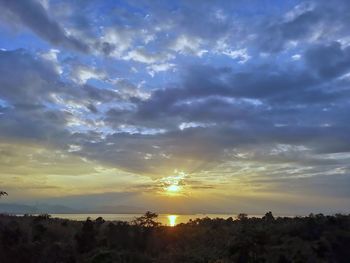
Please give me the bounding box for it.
[0,212,349,262]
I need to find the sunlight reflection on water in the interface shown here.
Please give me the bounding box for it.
[167,215,178,226]
[37,213,270,226]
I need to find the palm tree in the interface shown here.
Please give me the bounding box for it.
[0,191,7,197]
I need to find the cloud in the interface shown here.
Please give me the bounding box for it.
[221,48,251,63]
[305,41,350,79]
[71,65,107,84]
[257,8,322,53]
[1,0,350,210]
[124,48,174,64]
[0,0,89,52]
[0,49,60,105]
[39,49,63,74]
[147,63,176,76]
[99,27,135,57]
[169,35,208,56]
[254,0,350,53]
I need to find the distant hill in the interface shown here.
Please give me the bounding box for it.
[0,202,232,214]
[0,203,38,214]
[0,203,79,214]
[0,203,145,214]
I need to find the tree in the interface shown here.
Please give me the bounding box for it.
[263,211,275,222]
[132,211,161,228]
[237,213,248,221]
[95,216,105,226]
[75,218,96,253]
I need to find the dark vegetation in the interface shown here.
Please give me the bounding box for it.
[0,212,349,262]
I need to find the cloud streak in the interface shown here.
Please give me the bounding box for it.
[0,0,89,52]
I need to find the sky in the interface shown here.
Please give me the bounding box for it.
[0,0,350,215]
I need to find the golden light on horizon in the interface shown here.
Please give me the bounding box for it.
[167,215,178,226]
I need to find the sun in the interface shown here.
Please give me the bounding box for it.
[161,170,187,196]
[166,184,181,193]
[164,184,183,196]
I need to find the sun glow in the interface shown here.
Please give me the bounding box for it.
[166,184,181,193]
[167,215,178,226]
[161,171,187,196]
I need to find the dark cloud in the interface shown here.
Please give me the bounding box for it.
[255,0,350,53]
[0,49,125,149]
[0,49,59,105]
[0,103,71,144]
[2,44,350,179]
[257,8,322,53]
[0,0,89,52]
[134,50,347,125]
[305,41,350,79]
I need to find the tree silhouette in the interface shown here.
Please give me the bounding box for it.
[132,211,161,228]
[75,218,97,253]
[263,211,275,222]
[0,211,349,262]
[237,213,248,221]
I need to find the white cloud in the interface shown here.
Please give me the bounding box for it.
[292,54,301,60]
[284,2,315,22]
[124,48,174,64]
[112,79,151,100]
[71,65,106,84]
[178,122,214,130]
[215,38,251,63]
[101,28,135,57]
[116,124,166,135]
[68,144,82,152]
[100,28,157,58]
[40,49,63,74]
[147,63,176,77]
[169,35,208,57]
[36,0,49,10]
[222,48,251,63]
[141,29,156,44]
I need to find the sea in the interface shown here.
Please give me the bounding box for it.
[43,213,264,226]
